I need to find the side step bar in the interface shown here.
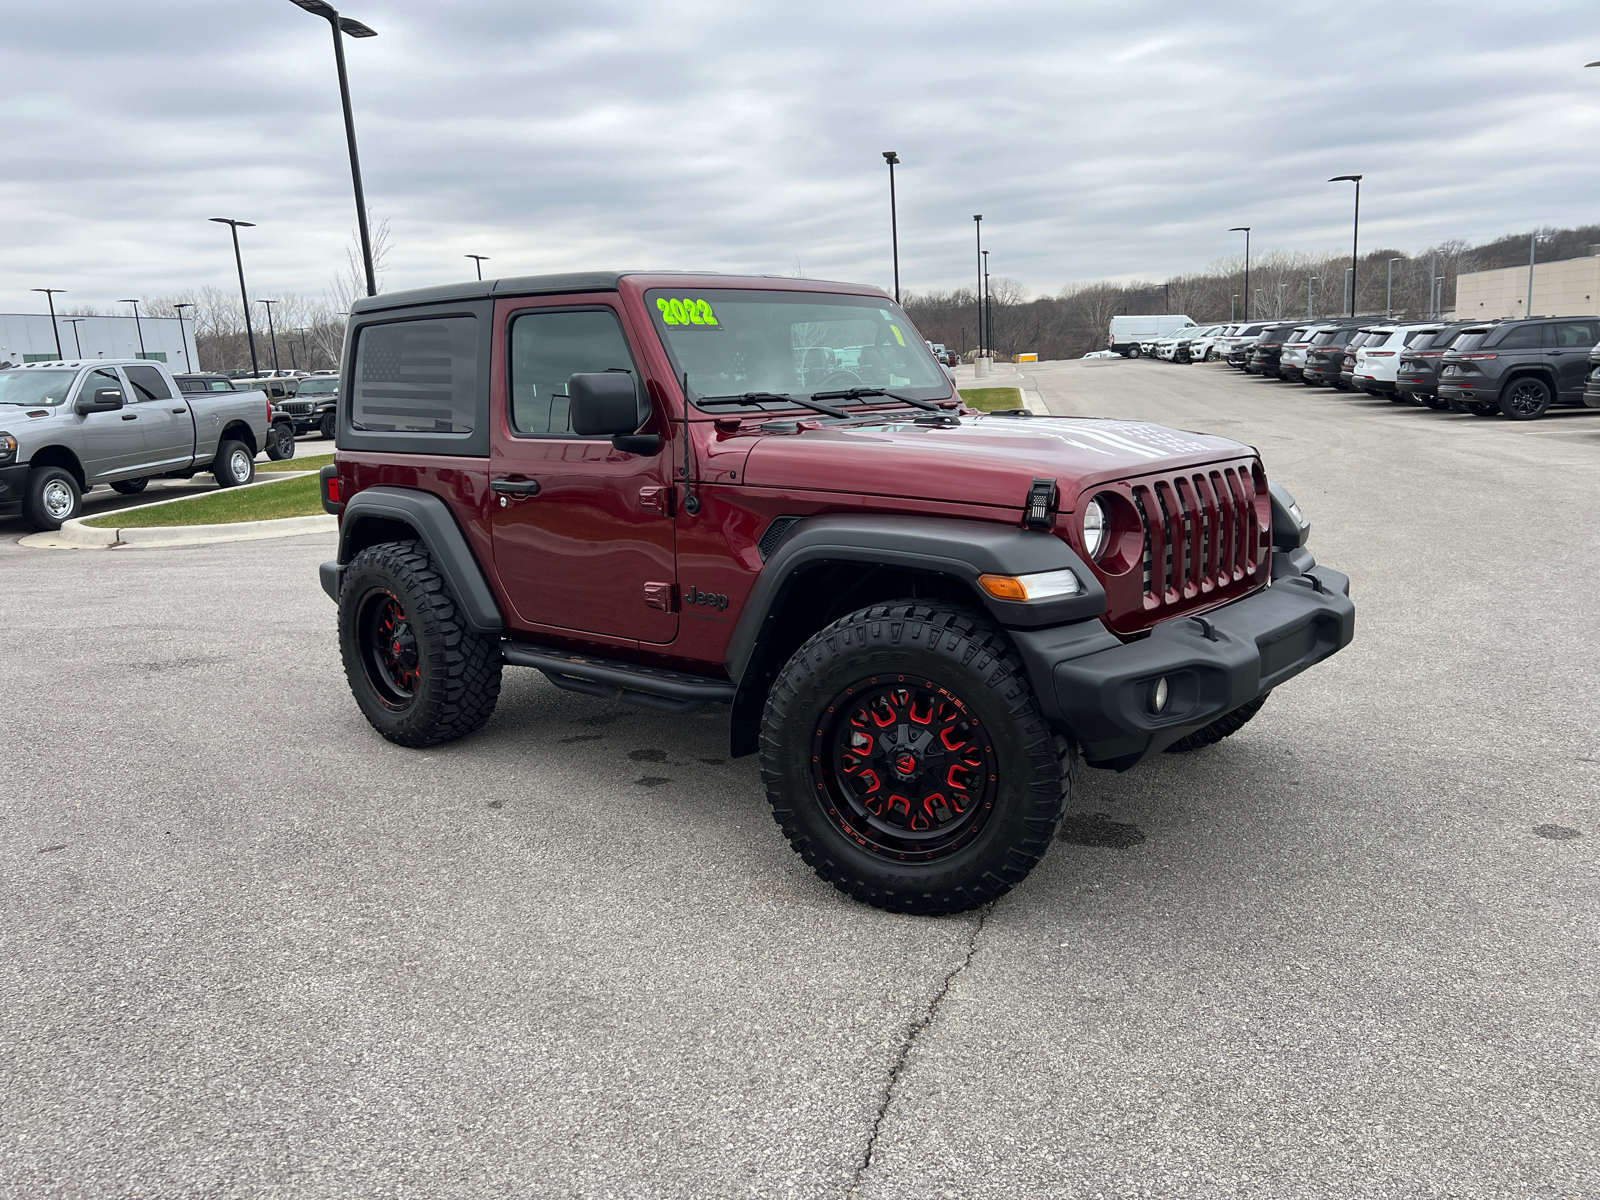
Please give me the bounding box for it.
[501,643,736,715]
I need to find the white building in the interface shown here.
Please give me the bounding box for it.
[1454,253,1600,321]
[0,313,198,371]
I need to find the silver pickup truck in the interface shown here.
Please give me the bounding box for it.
[0,359,272,530]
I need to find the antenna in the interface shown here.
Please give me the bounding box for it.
[680,372,700,515]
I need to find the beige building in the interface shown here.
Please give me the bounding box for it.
[1454,254,1600,321]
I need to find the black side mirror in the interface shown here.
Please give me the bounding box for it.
[568,371,658,454]
[77,388,124,414]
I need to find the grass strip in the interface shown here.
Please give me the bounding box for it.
[257,452,334,474]
[84,474,325,529]
[959,387,1025,411]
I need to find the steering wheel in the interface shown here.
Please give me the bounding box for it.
[813,370,863,391]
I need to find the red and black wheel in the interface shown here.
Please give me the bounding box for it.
[761,603,1073,915]
[338,540,502,747]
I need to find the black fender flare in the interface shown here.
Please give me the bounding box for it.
[724,514,1105,684]
[330,486,503,633]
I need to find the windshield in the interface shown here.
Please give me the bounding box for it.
[296,378,339,395]
[0,368,78,407]
[646,289,950,408]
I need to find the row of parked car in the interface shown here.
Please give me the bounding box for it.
[1142,316,1600,420]
[174,371,341,454]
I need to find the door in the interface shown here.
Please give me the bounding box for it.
[1548,320,1599,400]
[123,364,194,472]
[488,299,678,644]
[73,367,146,480]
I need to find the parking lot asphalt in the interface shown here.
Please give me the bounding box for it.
[3,362,1597,1199]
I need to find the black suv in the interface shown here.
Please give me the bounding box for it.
[1436,316,1600,420]
[1585,342,1600,409]
[1246,324,1300,377]
[274,374,340,439]
[1301,324,1363,386]
[1395,323,1483,410]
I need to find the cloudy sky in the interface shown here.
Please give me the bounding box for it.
[3,1,1597,312]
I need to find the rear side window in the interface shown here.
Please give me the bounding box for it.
[1364,332,1392,348]
[1400,330,1433,347]
[1347,333,1371,349]
[1551,321,1599,347]
[1451,331,1489,353]
[508,308,638,437]
[124,365,172,401]
[1488,324,1546,351]
[350,317,478,434]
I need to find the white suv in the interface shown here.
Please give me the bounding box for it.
[1216,321,1277,368]
[1179,325,1228,363]
[1351,323,1443,399]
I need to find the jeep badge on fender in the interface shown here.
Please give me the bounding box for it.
[317,271,1354,916]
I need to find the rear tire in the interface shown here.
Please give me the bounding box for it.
[1422,395,1452,410]
[1499,376,1552,420]
[338,540,503,747]
[1128,345,1142,358]
[211,439,255,487]
[111,478,149,495]
[1469,402,1501,418]
[1164,694,1270,754]
[22,466,81,531]
[760,602,1073,915]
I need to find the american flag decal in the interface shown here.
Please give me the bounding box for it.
[353,318,476,432]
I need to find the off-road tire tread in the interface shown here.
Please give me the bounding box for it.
[1164,692,1270,753]
[339,539,501,747]
[759,602,1074,915]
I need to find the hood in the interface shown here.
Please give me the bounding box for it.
[740,413,1253,511]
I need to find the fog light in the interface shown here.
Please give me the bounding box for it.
[1152,677,1169,713]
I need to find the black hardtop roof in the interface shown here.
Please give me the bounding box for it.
[348,270,880,316]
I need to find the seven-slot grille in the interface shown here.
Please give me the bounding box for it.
[1126,462,1266,616]
[278,400,315,415]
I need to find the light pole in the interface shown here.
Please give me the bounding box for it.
[298,327,312,371]
[63,318,86,358]
[1329,174,1362,317]
[289,0,379,297]
[258,299,283,375]
[210,218,261,377]
[983,249,992,358]
[973,214,983,358]
[1276,282,1287,318]
[119,299,147,358]
[173,303,194,372]
[1429,250,1438,318]
[1231,294,1239,321]
[882,151,900,305]
[1386,257,1401,318]
[1527,231,1539,316]
[466,254,489,281]
[30,288,65,359]
[1229,227,1251,319]
[1308,277,1317,319]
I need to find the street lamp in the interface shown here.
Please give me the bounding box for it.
[973,214,983,358]
[983,249,992,359]
[1386,257,1401,318]
[466,254,489,281]
[1329,175,1362,317]
[1231,293,1239,321]
[258,299,283,375]
[210,218,261,377]
[288,0,379,297]
[63,317,87,359]
[30,288,65,359]
[119,299,147,359]
[297,326,312,371]
[1276,282,1288,318]
[882,151,901,305]
[1308,277,1317,320]
[173,303,195,372]
[1229,228,1251,319]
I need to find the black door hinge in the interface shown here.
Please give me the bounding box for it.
[1024,477,1058,531]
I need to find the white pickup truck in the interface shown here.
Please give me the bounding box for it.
[0,359,273,530]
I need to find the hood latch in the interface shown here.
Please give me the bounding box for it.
[1023,477,1058,531]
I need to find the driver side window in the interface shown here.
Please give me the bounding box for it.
[508,308,637,438]
[79,368,124,406]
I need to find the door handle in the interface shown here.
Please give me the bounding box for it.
[491,479,541,495]
[172,407,188,414]
[121,413,138,420]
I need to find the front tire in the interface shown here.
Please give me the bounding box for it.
[320,412,336,440]
[22,466,81,531]
[339,540,503,747]
[212,439,255,487]
[265,421,297,460]
[760,603,1073,915]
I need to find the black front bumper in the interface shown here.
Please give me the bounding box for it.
[1011,552,1355,770]
[0,462,29,517]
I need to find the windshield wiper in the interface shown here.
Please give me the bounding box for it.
[809,387,942,412]
[696,391,852,419]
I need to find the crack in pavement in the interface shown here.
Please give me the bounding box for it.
[846,904,992,1197]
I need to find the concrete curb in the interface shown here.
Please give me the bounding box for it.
[21,470,331,551]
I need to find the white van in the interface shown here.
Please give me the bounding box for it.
[1109,315,1196,358]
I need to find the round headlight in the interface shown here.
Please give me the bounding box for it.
[1083,497,1108,560]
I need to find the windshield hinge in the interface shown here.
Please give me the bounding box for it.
[1023,477,1058,531]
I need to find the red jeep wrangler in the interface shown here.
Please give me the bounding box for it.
[318,272,1353,914]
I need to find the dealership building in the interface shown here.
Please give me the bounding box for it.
[0,312,198,370]
[1454,251,1600,321]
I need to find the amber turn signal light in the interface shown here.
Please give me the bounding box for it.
[978,568,1082,602]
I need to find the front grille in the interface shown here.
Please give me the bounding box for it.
[278,401,315,415]
[1116,462,1268,631]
